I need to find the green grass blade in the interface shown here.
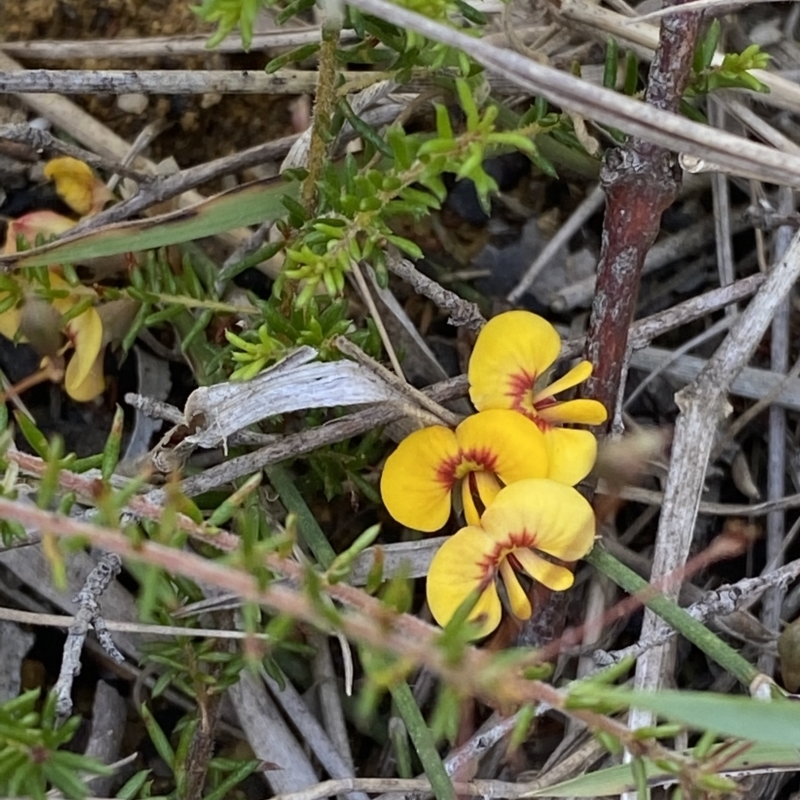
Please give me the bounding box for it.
[571,687,800,747]
[0,178,294,269]
[521,742,800,797]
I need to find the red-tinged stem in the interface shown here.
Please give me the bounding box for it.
[582,5,703,422]
[520,4,704,649]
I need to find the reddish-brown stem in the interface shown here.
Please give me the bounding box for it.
[583,5,703,420]
[521,5,704,649]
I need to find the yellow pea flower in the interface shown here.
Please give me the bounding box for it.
[380,409,549,532]
[468,310,608,486]
[0,212,105,402]
[426,479,595,638]
[43,157,113,217]
[50,274,105,402]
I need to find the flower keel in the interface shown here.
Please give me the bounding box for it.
[426,478,595,637]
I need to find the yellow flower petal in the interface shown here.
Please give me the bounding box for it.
[543,427,598,486]
[455,409,549,485]
[65,349,105,402]
[468,311,561,413]
[4,211,75,255]
[44,157,113,217]
[533,360,593,403]
[461,470,504,526]
[499,558,532,620]
[513,549,575,591]
[538,398,608,426]
[380,426,460,531]
[481,479,595,562]
[474,469,502,512]
[461,477,482,527]
[64,307,103,395]
[426,525,502,637]
[0,299,21,341]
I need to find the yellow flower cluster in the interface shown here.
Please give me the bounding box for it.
[380,311,608,638]
[0,159,112,402]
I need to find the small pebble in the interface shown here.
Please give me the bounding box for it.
[201,92,223,109]
[180,110,199,132]
[117,93,149,115]
[156,157,180,176]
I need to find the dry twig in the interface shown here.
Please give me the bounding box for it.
[53,552,124,720]
[0,68,386,95]
[631,226,800,728]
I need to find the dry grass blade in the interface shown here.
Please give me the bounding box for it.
[631,226,800,727]
[0,177,292,270]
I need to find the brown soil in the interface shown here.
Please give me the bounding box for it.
[1,0,296,169]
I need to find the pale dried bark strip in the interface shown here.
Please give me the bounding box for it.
[0,69,381,95]
[631,226,800,727]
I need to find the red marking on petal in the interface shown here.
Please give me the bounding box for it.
[478,528,538,574]
[435,453,461,488]
[506,370,558,430]
[505,370,536,404]
[508,528,537,551]
[531,396,560,431]
[435,447,499,488]
[460,447,499,473]
[476,549,500,576]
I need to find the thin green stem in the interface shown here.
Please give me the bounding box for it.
[172,310,223,387]
[586,546,759,687]
[390,683,455,800]
[264,464,336,567]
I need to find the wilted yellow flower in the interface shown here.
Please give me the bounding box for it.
[426,479,595,638]
[0,212,105,402]
[49,274,104,402]
[3,210,75,258]
[468,311,608,485]
[44,157,113,217]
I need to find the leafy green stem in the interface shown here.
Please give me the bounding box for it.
[264,464,336,567]
[389,682,455,800]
